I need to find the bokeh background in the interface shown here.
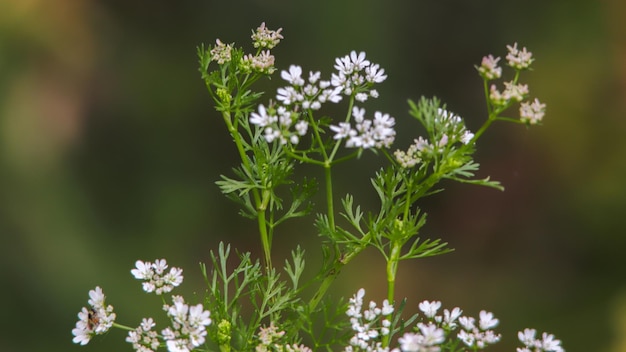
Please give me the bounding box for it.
[1,0,625,351]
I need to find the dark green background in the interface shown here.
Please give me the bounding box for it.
[1,1,625,351]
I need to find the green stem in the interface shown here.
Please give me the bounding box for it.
[382,241,402,348]
[112,322,134,331]
[222,110,272,270]
[324,164,335,232]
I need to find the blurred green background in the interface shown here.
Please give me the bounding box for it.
[1,0,625,351]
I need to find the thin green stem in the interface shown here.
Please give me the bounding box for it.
[112,322,134,331]
[324,165,335,232]
[382,241,402,348]
[221,109,272,270]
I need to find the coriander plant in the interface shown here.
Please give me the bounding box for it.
[72,23,563,352]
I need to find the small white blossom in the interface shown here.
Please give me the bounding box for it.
[251,22,283,49]
[345,289,396,351]
[477,54,502,80]
[126,318,159,352]
[281,65,305,86]
[210,39,232,64]
[457,311,501,349]
[131,259,183,295]
[478,310,499,330]
[332,107,395,149]
[250,104,272,127]
[419,301,442,318]
[72,286,116,346]
[517,328,564,352]
[489,84,507,106]
[519,98,546,125]
[161,297,212,351]
[503,81,529,102]
[461,130,474,144]
[506,43,534,70]
[241,51,276,74]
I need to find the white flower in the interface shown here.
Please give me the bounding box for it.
[503,81,529,102]
[88,286,106,308]
[461,130,474,144]
[506,43,534,69]
[398,332,422,352]
[540,332,564,352]
[251,22,284,49]
[477,54,502,80]
[161,297,212,351]
[442,307,463,329]
[276,86,302,105]
[281,65,305,86]
[519,98,546,125]
[330,122,354,140]
[250,105,270,127]
[126,318,159,352]
[309,71,321,83]
[518,328,537,346]
[459,316,476,330]
[131,259,184,294]
[210,39,232,64]
[418,300,442,318]
[478,310,499,330]
[381,300,394,315]
[318,87,343,103]
[131,260,153,280]
[241,51,276,74]
[295,120,308,136]
[365,63,387,83]
[72,287,116,345]
[355,92,369,102]
[167,339,191,352]
[418,322,445,346]
[489,84,506,106]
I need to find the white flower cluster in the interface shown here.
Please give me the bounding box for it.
[241,50,276,74]
[341,292,563,352]
[344,288,395,352]
[161,295,212,352]
[489,82,529,105]
[331,106,396,149]
[456,310,502,349]
[390,300,459,352]
[210,39,233,64]
[126,318,160,352]
[211,22,282,74]
[519,98,546,125]
[72,286,117,346]
[477,43,546,125]
[251,22,284,49]
[131,259,184,294]
[477,55,502,80]
[506,43,534,70]
[332,51,387,102]
[517,328,564,352]
[395,323,444,352]
[394,108,473,168]
[255,322,313,352]
[249,51,394,149]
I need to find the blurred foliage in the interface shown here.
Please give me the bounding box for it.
[0,0,625,351]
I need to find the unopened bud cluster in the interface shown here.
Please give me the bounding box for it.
[477,43,546,125]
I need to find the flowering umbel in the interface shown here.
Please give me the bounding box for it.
[72,286,116,345]
[477,43,546,126]
[131,259,184,294]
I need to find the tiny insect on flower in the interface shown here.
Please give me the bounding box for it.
[87,308,100,331]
